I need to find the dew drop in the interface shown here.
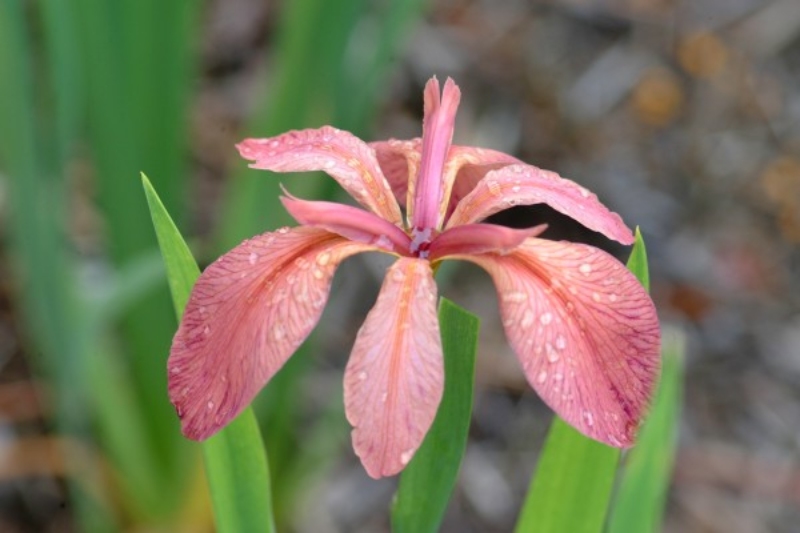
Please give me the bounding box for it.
[555,335,566,350]
[207,401,215,411]
[203,326,210,336]
[391,268,406,282]
[273,325,285,341]
[540,312,553,325]
[554,372,563,381]
[579,263,592,275]
[312,268,324,280]
[583,410,595,426]
[381,391,388,403]
[400,448,415,465]
[609,293,618,302]
[537,370,547,383]
[521,310,535,329]
[277,227,290,234]
[502,291,527,303]
[545,343,558,363]
[316,251,331,266]
[592,292,601,302]
[486,179,502,197]
[511,185,521,193]
[324,160,336,169]
[579,186,590,198]
[358,371,368,381]
[248,252,258,265]
[294,257,310,269]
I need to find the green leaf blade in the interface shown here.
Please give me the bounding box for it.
[142,174,275,533]
[392,298,480,533]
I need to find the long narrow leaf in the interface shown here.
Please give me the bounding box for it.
[392,298,480,533]
[606,329,684,532]
[514,229,651,533]
[142,174,275,533]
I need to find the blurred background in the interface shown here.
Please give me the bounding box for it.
[1,0,799,531]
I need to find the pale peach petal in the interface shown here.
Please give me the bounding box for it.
[370,138,421,212]
[446,164,634,245]
[460,239,660,447]
[237,127,402,225]
[428,223,547,260]
[344,258,443,478]
[169,227,373,440]
[280,194,411,255]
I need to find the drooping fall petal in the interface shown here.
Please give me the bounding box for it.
[412,77,461,231]
[237,126,402,225]
[169,227,373,440]
[280,193,411,255]
[344,258,444,478]
[446,164,634,245]
[428,223,547,260]
[460,239,660,447]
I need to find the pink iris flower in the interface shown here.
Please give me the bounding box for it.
[169,77,660,479]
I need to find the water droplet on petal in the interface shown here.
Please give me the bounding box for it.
[381,391,388,403]
[207,401,215,411]
[294,257,310,269]
[400,448,415,465]
[592,292,601,302]
[324,160,336,169]
[546,343,558,363]
[358,371,368,381]
[583,410,595,426]
[555,335,566,350]
[316,251,331,266]
[579,186,590,198]
[521,310,535,329]
[609,293,618,302]
[579,263,592,275]
[248,252,258,265]
[502,291,528,303]
[540,312,553,325]
[273,325,285,341]
[203,326,210,336]
[537,370,547,383]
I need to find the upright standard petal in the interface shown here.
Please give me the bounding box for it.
[461,239,660,447]
[446,164,634,244]
[370,138,421,212]
[237,126,402,225]
[344,258,444,478]
[412,77,461,231]
[169,227,372,440]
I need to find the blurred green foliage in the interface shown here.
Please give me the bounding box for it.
[0,0,425,529]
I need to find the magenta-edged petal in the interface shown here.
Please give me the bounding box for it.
[370,138,422,211]
[428,223,547,260]
[280,194,411,255]
[412,77,461,231]
[344,258,443,478]
[460,239,660,447]
[446,164,634,244]
[169,227,373,440]
[237,126,402,225]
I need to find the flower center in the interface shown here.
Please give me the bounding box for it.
[409,227,433,259]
